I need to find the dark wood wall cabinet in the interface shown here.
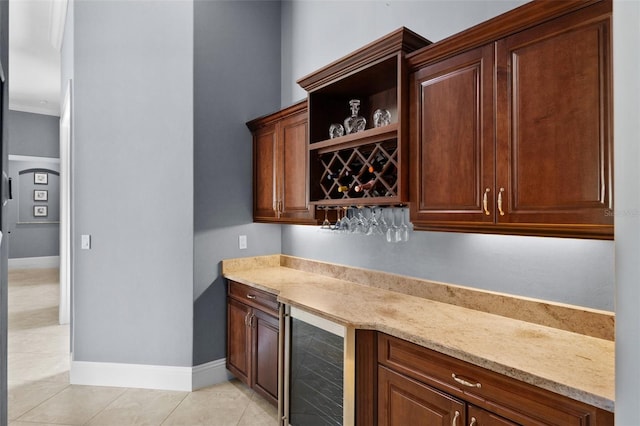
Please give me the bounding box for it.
[408,0,613,239]
[226,281,279,406]
[247,101,317,224]
[356,331,614,426]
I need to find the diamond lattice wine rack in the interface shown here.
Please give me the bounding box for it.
[297,27,431,207]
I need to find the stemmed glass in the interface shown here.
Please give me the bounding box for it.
[397,207,409,242]
[366,207,384,236]
[320,207,332,230]
[386,208,399,243]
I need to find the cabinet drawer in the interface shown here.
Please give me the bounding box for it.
[378,333,612,426]
[228,281,279,316]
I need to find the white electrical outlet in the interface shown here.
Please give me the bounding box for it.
[81,234,91,250]
[239,235,247,250]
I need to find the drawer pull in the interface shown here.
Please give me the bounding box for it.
[470,417,477,426]
[452,373,481,388]
[452,410,460,426]
[246,294,257,300]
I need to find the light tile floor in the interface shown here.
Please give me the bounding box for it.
[7,268,278,426]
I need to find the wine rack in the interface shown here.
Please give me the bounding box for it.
[298,27,431,207]
[310,137,400,205]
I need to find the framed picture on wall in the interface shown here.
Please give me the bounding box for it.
[33,205,48,217]
[34,172,48,185]
[34,190,48,201]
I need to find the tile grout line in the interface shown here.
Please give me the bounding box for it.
[158,391,192,426]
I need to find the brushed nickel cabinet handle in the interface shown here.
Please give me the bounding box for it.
[482,188,490,215]
[470,417,477,426]
[497,187,505,216]
[246,294,256,300]
[452,373,482,388]
[452,410,460,426]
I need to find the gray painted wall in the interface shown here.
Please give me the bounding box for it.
[72,0,194,366]
[279,0,615,312]
[193,0,282,364]
[613,1,640,423]
[6,111,60,260]
[8,111,59,158]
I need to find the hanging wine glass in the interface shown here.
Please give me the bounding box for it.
[386,207,399,243]
[320,207,332,230]
[397,207,409,242]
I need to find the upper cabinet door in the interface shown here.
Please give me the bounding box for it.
[279,110,314,221]
[410,44,495,226]
[495,5,613,231]
[253,125,278,221]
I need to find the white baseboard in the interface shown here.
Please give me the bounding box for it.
[192,358,234,390]
[9,256,60,269]
[70,358,232,391]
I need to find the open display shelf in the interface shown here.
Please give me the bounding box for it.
[298,27,431,207]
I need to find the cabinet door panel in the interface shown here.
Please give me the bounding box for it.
[280,111,314,220]
[379,365,465,426]
[251,309,279,405]
[496,9,612,226]
[411,44,495,225]
[253,126,277,220]
[226,297,251,384]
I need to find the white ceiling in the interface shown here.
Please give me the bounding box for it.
[9,0,65,117]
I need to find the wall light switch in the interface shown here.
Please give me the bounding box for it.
[81,234,91,250]
[239,235,247,250]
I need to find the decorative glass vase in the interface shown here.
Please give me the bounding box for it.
[343,99,366,134]
[373,108,391,128]
[329,123,345,139]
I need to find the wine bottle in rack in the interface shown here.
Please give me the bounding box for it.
[369,152,388,173]
[337,167,354,193]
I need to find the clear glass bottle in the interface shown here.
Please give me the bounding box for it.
[344,99,366,134]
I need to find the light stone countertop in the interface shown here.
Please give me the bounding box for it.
[222,257,614,412]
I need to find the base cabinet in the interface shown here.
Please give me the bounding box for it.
[357,332,613,426]
[226,281,279,406]
[378,365,465,426]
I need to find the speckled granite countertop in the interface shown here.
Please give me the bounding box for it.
[222,255,614,412]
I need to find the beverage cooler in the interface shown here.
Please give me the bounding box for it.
[280,305,355,426]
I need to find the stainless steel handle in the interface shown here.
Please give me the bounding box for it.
[246,294,256,300]
[482,188,490,215]
[452,373,482,388]
[452,410,460,426]
[497,187,505,216]
[470,417,477,426]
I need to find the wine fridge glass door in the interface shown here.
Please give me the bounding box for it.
[282,305,355,426]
